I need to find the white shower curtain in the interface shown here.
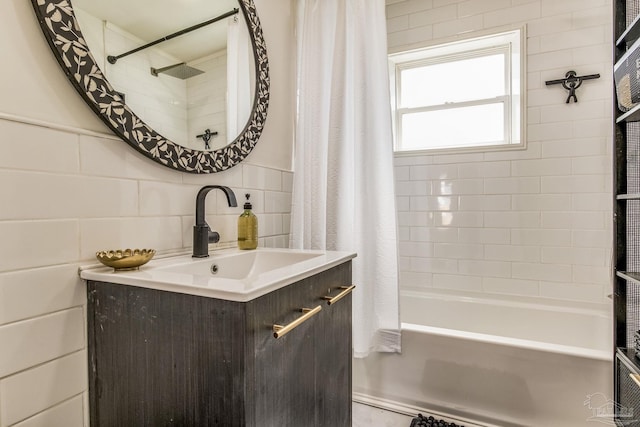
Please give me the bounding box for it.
[227,14,252,140]
[290,0,400,357]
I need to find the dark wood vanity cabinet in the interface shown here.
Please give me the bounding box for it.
[86,261,352,427]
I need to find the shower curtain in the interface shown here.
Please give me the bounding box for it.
[290,0,400,357]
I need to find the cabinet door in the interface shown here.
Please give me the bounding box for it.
[87,281,247,427]
[248,262,352,427]
[313,263,353,427]
[249,277,320,427]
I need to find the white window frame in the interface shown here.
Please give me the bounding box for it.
[389,27,526,155]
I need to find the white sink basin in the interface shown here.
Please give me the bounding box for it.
[157,250,323,280]
[80,248,356,302]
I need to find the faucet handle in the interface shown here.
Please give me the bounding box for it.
[208,230,220,244]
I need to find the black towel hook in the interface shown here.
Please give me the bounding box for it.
[196,128,219,149]
[545,70,600,103]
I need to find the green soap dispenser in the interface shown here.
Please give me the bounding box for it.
[238,193,258,250]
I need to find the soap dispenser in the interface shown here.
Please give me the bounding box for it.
[238,193,258,250]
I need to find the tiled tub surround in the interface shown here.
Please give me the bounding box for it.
[359,0,616,424]
[0,117,293,427]
[388,0,613,306]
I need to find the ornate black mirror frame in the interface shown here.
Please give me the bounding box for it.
[31,0,269,174]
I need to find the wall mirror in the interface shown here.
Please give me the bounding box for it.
[31,0,269,173]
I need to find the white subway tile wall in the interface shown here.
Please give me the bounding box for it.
[0,0,297,423]
[0,351,87,427]
[0,116,293,426]
[388,0,612,305]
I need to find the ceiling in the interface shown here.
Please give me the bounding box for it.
[72,0,239,62]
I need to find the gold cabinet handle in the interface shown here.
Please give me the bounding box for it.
[272,306,322,339]
[323,285,356,305]
[630,373,640,388]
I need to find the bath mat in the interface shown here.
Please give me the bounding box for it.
[410,413,464,427]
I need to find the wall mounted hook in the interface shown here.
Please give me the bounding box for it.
[196,128,218,149]
[545,70,600,103]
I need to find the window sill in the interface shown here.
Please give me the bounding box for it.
[393,140,527,157]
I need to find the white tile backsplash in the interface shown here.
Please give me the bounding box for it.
[386,0,435,20]
[0,120,79,173]
[431,179,482,195]
[512,262,572,282]
[399,241,434,257]
[10,396,84,427]
[0,351,87,427]
[79,134,183,183]
[484,244,541,262]
[482,277,540,296]
[138,181,198,216]
[432,14,483,39]
[0,221,79,272]
[433,273,483,292]
[0,265,85,325]
[572,265,611,284]
[0,308,84,378]
[572,192,611,211]
[571,155,610,175]
[510,158,568,177]
[0,171,139,220]
[512,193,572,211]
[434,243,484,260]
[264,191,293,213]
[458,259,512,278]
[458,0,511,17]
[540,0,609,17]
[511,228,572,246]
[571,229,611,248]
[458,228,510,245]
[484,211,541,228]
[400,271,433,289]
[483,1,541,28]
[243,165,283,191]
[483,177,541,194]
[79,216,184,259]
[456,161,511,178]
[433,211,484,227]
[541,138,606,158]
[457,195,511,211]
[541,246,607,266]
[409,4,457,27]
[387,14,409,33]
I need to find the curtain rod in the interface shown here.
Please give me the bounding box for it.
[107,8,239,64]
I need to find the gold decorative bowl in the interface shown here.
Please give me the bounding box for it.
[96,249,156,270]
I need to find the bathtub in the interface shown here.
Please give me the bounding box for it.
[353,291,613,427]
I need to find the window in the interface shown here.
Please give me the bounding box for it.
[390,28,525,153]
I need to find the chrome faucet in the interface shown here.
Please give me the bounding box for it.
[193,185,238,258]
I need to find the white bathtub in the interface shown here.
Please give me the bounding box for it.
[353,292,613,427]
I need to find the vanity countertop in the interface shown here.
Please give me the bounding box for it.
[80,247,356,302]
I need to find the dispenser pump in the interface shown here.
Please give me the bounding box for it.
[238,193,258,250]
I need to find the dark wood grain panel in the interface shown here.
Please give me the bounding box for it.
[248,270,321,426]
[88,282,247,426]
[314,263,352,427]
[87,261,353,427]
